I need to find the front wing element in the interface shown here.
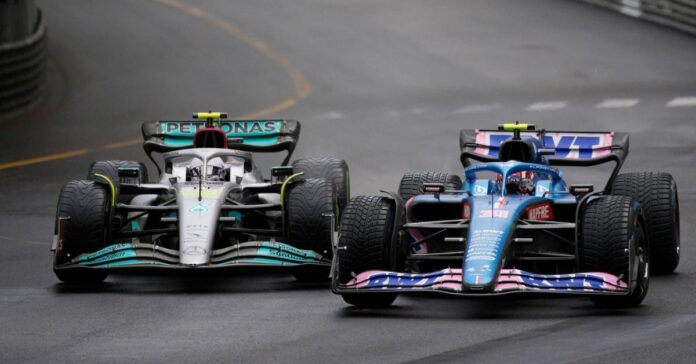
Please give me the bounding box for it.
[338,268,628,295]
[54,241,329,270]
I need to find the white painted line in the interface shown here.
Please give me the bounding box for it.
[525,101,567,111]
[666,97,696,107]
[312,111,344,120]
[453,104,501,114]
[595,98,639,109]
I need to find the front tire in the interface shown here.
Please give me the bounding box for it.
[53,180,110,284]
[338,196,399,308]
[286,178,336,282]
[579,196,648,307]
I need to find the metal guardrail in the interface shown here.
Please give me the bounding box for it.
[581,0,696,36]
[0,8,46,113]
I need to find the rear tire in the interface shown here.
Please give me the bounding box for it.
[286,178,336,282]
[338,196,398,308]
[88,160,149,204]
[54,180,110,284]
[579,196,648,307]
[398,171,462,202]
[293,157,349,215]
[612,172,680,274]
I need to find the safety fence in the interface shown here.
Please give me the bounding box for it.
[581,0,696,36]
[0,2,46,113]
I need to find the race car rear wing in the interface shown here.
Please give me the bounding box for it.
[460,129,629,189]
[142,119,300,171]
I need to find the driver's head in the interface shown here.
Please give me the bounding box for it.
[506,171,534,195]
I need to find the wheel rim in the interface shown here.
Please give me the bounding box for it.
[633,224,649,295]
[673,182,680,258]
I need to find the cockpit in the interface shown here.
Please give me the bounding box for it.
[504,171,536,195]
[164,149,254,184]
[464,161,565,197]
[185,157,231,182]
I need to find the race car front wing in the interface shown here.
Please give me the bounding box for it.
[53,241,330,270]
[334,268,629,296]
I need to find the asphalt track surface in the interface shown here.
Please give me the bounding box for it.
[1,0,696,363]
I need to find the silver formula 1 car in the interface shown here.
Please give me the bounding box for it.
[52,112,349,284]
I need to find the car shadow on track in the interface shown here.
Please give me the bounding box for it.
[336,293,651,321]
[51,272,331,295]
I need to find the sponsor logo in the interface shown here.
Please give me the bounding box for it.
[185,224,208,229]
[486,134,603,159]
[183,246,207,256]
[479,209,509,218]
[189,203,208,214]
[526,202,554,221]
[163,121,278,135]
[474,184,487,195]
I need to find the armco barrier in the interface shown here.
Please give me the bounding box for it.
[581,0,696,36]
[0,7,46,113]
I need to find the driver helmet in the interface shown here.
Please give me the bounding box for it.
[504,171,535,195]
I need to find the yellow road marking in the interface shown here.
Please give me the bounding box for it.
[0,149,90,171]
[0,0,310,172]
[156,0,310,100]
[104,138,141,150]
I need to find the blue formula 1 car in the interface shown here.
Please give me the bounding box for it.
[332,123,680,308]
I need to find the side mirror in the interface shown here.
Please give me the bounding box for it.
[539,148,556,156]
[271,166,295,183]
[118,167,141,184]
[422,183,445,194]
[271,166,295,177]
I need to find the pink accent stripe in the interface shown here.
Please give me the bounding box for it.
[474,131,488,155]
[343,268,628,294]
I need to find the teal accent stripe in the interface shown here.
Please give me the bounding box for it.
[77,243,133,262]
[255,241,318,263]
[78,249,137,266]
[236,258,295,265]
